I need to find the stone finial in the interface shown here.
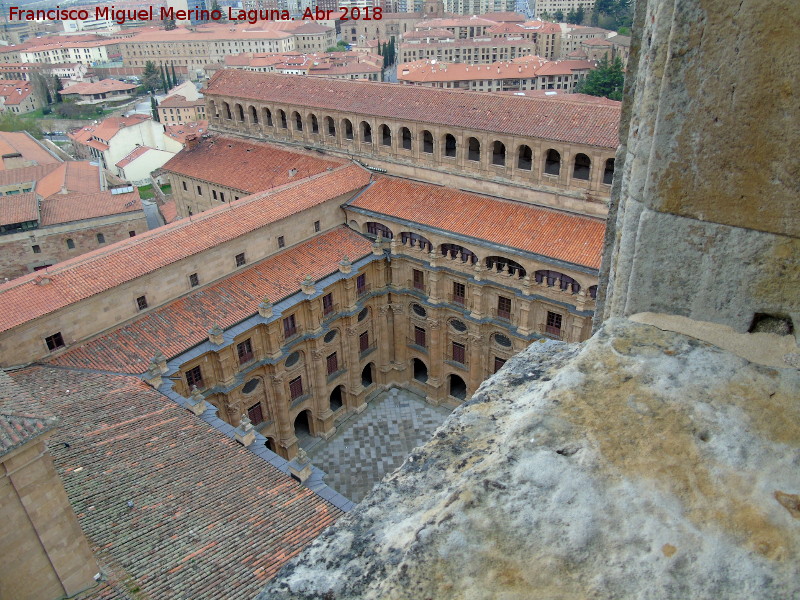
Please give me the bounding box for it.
[427,249,438,268]
[234,413,255,446]
[186,385,206,416]
[372,235,384,256]
[289,447,312,483]
[208,324,224,345]
[301,275,316,295]
[339,256,352,274]
[390,236,400,255]
[145,361,162,387]
[153,351,168,373]
[258,297,273,318]
[473,260,484,281]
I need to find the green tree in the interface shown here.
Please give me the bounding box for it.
[211,0,227,21]
[142,61,161,93]
[575,56,625,100]
[151,95,160,122]
[566,9,578,23]
[576,6,585,23]
[0,112,43,138]
[553,10,564,21]
[171,63,179,86]
[160,63,169,92]
[163,18,177,30]
[52,74,63,103]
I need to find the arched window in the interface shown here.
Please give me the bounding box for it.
[444,133,457,157]
[365,221,394,239]
[343,118,354,140]
[492,141,506,166]
[441,243,477,264]
[485,256,526,277]
[401,127,411,150]
[544,149,561,175]
[361,121,372,143]
[208,100,218,118]
[276,109,287,129]
[380,124,391,146]
[223,102,232,120]
[249,105,258,124]
[310,113,319,133]
[603,158,614,185]
[263,107,273,126]
[573,153,591,180]
[66,238,75,249]
[325,116,336,136]
[236,103,244,121]
[421,130,433,153]
[292,111,303,131]
[467,137,480,161]
[535,270,580,294]
[400,232,432,251]
[588,285,598,299]
[517,145,532,170]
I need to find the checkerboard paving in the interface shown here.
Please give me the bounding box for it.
[304,389,453,502]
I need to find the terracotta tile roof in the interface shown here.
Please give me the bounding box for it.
[159,199,179,223]
[0,80,33,105]
[0,131,61,169]
[536,59,596,76]
[69,114,150,146]
[61,79,136,96]
[582,38,614,46]
[205,71,621,148]
[398,58,549,83]
[35,161,102,198]
[0,370,57,457]
[403,28,454,39]
[0,192,38,226]
[521,20,561,34]
[51,226,372,373]
[482,11,526,22]
[348,177,605,269]
[0,163,59,187]
[419,16,498,27]
[401,38,538,50]
[163,121,208,144]
[125,24,294,42]
[39,190,142,226]
[497,90,621,105]
[161,135,346,194]
[0,164,370,333]
[9,366,342,599]
[159,93,204,108]
[115,145,152,168]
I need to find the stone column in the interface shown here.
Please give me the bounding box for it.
[269,371,297,459]
[426,317,444,404]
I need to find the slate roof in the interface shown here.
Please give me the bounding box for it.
[0,164,370,334]
[50,226,372,373]
[348,177,605,269]
[161,135,345,194]
[205,71,620,148]
[0,370,57,457]
[9,366,343,599]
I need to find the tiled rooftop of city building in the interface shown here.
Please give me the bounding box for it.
[49,226,372,373]
[8,366,343,599]
[161,135,346,194]
[35,161,102,198]
[0,370,57,457]
[0,191,38,226]
[348,177,605,269]
[205,71,620,148]
[39,189,142,226]
[60,79,136,96]
[0,164,370,333]
[0,131,61,169]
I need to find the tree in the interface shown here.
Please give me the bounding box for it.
[576,6,585,23]
[553,10,564,21]
[163,18,177,30]
[151,96,160,122]
[171,63,179,86]
[565,9,578,23]
[211,0,226,21]
[160,64,169,92]
[575,56,625,100]
[52,75,63,103]
[142,61,161,93]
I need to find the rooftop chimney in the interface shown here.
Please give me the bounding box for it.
[185,133,198,149]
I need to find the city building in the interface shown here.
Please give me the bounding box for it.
[0,80,42,114]
[533,0,595,18]
[158,93,207,124]
[115,145,175,184]
[203,70,618,214]
[59,78,137,104]
[18,37,121,66]
[209,50,383,80]
[0,62,89,83]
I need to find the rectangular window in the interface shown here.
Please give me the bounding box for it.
[185,365,203,389]
[197,185,202,195]
[97,233,105,244]
[189,273,199,287]
[497,296,512,320]
[45,332,64,351]
[359,330,369,353]
[546,311,563,336]
[494,357,506,373]
[452,342,466,364]
[322,292,334,315]
[212,190,217,200]
[136,295,148,310]
[314,220,321,232]
[129,231,136,237]
[32,244,41,253]
[413,269,424,290]
[278,236,285,248]
[235,252,246,267]
[182,181,187,191]
[220,192,225,202]
[414,326,426,348]
[357,273,367,296]
[452,281,466,304]
[326,352,338,375]
[247,402,264,425]
[289,376,303,400]
[237,338,253,364]
[283,314,297,338]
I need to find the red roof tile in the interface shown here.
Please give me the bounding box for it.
[50,226,372,373]
[0,164,370,333]
[205,71,620,148]
[115,145,152,168]
[9,367,342,599]
[161,135,346,194]
[0,80,33,105]
[69,114,150,146]
[0,370,57,456]
[349,177,605,269]
[163,121,209,144]
[0,191,38,226]
[60,79,136,96]
[0,131,61,169]
[35,161,102,199]
[39,190,142,226]
[159,93,204,108]
[159,199,179,223]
